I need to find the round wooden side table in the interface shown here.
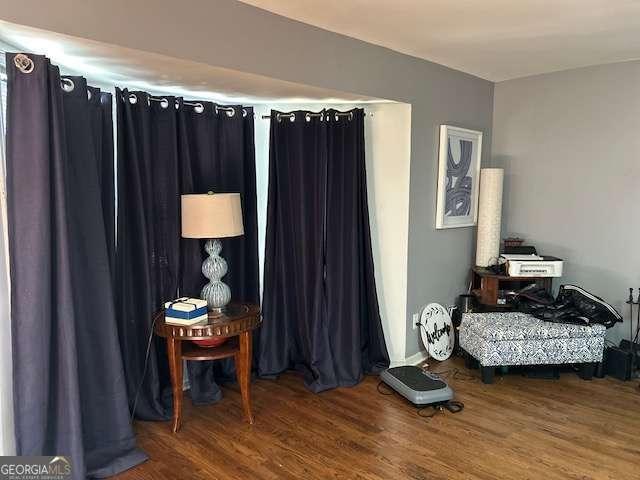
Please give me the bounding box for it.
[154,302,261,433]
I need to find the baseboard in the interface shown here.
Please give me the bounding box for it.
[390,350,429,367]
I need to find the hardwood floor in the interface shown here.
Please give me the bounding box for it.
[115,357,640,480]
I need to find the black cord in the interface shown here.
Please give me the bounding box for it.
[444,400,465,413]
[376,380,394,395]
[417,406,441,418]
[428,367,477,382]
[417,401,465,418]
[377,379,465,419]
[130,313,159,422]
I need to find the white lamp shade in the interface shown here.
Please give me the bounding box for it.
[181,193,244,239]
[475,168,504,267]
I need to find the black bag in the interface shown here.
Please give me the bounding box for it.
[512,284,622,328]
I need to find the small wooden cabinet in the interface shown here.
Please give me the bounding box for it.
[471,267,553,308]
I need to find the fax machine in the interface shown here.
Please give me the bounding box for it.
[499,253,563,277]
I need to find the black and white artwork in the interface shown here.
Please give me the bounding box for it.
[435,125,483,229]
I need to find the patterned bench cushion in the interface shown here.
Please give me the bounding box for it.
[459,312,606,367]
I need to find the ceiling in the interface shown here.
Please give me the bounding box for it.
[238,0,640,81]
[0,20,383,104]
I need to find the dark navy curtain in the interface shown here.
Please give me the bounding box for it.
[325,109,389,380]
[115,90,179,420]
[259,108,389,392]
[179,103,260,403]
[115,92,259,415]
[6,53,146,479]
[88,86,116,281]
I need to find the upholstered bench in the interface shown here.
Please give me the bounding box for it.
[459,312,606,384]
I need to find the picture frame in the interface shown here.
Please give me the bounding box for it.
[435,125,483,229]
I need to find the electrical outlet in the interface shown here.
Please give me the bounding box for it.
[412,312,420,330]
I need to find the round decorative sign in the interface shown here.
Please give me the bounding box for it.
[419,303,454,361]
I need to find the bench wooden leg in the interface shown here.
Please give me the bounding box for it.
[481,366,495,384]
[578,362,596,380]
[464,352,479,370]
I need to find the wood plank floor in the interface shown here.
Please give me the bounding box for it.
[114,357,640,480]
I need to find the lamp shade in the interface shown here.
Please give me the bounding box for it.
[181,193,244,239]
[475,168,504,267]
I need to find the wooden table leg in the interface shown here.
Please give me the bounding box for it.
[236,331,254,424]
[167,337,183,433]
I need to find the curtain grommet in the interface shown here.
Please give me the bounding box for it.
[289,113,295,122]
[194,103,204,114]
[349,112,354,121]
[87,89,92,101]
[242,108,248,118]
[61,77,75,93]
[13,54,34,74]
[305,113,311,122]
[160,98,169,109]
[276,113,282,123]
[215,106,235,117]
[128,93,138,105]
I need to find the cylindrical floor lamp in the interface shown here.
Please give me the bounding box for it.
[475,168,504,267]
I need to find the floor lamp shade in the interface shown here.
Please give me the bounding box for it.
[181,193,244,316]
[475,168,504,267]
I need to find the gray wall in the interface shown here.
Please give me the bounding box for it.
[0,0,494,359]
[492,60,640,343]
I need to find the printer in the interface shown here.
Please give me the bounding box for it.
[499,253,564,277]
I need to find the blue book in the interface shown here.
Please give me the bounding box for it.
[165,305,208,320]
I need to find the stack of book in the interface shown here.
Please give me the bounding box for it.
[164,297,208,326]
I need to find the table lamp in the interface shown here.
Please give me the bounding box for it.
[181,192,244,314]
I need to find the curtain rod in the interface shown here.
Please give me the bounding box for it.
[121,93,251,117]
[9,62,249,118]
[10,54,373,119]
[261,111,373,122]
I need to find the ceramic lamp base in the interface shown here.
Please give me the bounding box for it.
[201,238,231,311]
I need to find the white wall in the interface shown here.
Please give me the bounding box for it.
[365,103,412,365]
[492,60,640,343]
[253,103,412,365]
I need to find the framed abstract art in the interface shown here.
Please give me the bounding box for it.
[435,125,483,229]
